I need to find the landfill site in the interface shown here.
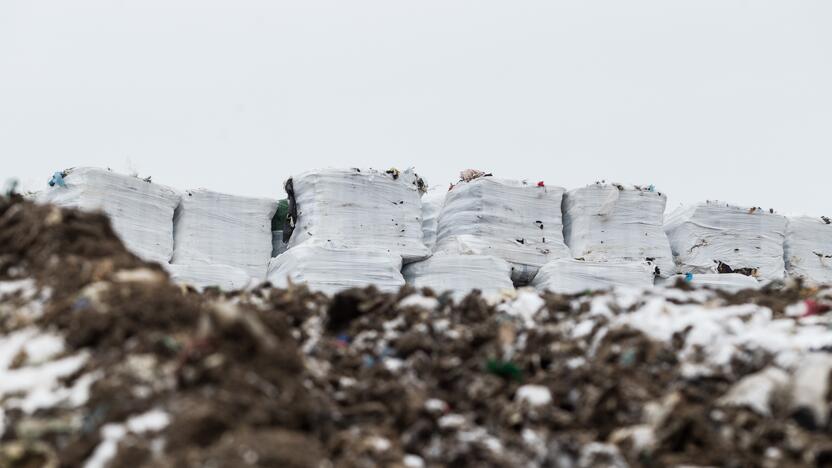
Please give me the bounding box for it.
[2,166,832,468]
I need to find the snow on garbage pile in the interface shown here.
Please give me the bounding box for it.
[532,258,654,294]
[171,189,277,280]
[664,201,787,282]
[666,272,760,293]
[784,216,832,285]
[563,183,675,278]
[164,263,252,292]
[402,253,514,300]
[268,241,404,295]
[38,167,179,264]
[435,176,570,284]
[286,168,429,261]
[419,188,445,253]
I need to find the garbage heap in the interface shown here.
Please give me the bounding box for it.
[268,168,429,293]
[784,216,832,286]
[3,195,832,467]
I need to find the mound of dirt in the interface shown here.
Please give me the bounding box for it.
[1,196,832,468]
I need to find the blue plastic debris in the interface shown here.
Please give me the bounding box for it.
[647,184,655,192]
[48,171,66,188]
[684,272,694,282]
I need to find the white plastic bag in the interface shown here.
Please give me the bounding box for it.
[286,168,429,261]
[402,253,514,299]
[532,258,654,294]
[563,183,674,278]
[435,177,570,284]
[172,189,277,279]
[39,167,179,264]
[664,202,787,281]
[267,241,404,295]
[784,216,832,285]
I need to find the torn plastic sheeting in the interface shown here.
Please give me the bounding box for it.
[38,167,179,264]
[784,216,832,285]
[435,177,570,284]
[402,253,514,299]
[668,273,760,293]
[164,263,252,292]
[562,183,674,278]
[664,202,787,281]
[420,189,446,253]
[532,258,654,294]
[286,168,429,262]
[171,189,277,280]
[267,241,405,296]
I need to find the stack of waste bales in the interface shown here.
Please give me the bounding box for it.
[270,168,428,294]
[420,188,446,253]
[784,216,832,285]
[39,167,179,264]
[171,189,278,282]
[664,273,761,293]
[164,263,252,292]
[562,183,675,279]
[532,258,654,294]
[402,254,514,300]
[431,176,570,284]
[664,201,787,282]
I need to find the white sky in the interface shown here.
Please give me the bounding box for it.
[1,1,830,215]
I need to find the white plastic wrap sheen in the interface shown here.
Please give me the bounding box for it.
[784,216,832,285]
[165,263,252,292]
[563,184,674,278]
[38,167,179,264]
[664,202,787,281]
[435,177,570,284]
[420,189,446,253]
[267,242,404,295]
[287,168,429,261]
[172,189,277,279]
[402,254,514,299]
[532,259,654,294]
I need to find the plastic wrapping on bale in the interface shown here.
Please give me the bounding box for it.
[784,216,832,285]
[420,189,446,253]
[402,253,514,299]
[38,167,179,264]
[664,202,787,282]
[286,168,429,261]
[267,242,405,295]
[667,273,760,293]
[435,177,570,284]
[172,189,278,279]
[532,258,654,294]
[563,183,674,278]
[165,263,252,292]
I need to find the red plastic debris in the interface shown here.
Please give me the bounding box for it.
[537,181,545,187]
[801,299,830,318]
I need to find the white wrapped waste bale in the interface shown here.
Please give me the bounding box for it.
[669,273,760,293]
[286,168,429,261]
[435,177,570,284]
[267,242,404,295]
[172,189,278,279]
[563,183,674,278]
[39,167,179,264]
[664,202,787,281]
[420,189,446,253]
[165,263,252,292]
[402,254,514,299]
[784,216,832,285]
[532,258,654,294]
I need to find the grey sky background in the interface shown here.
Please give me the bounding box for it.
[1,1,830,215]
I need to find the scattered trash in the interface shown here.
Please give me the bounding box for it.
[47,171,66,188]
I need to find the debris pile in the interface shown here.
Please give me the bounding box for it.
[3,196,832,467]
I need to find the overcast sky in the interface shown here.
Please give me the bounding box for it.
[1,1,830,215]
